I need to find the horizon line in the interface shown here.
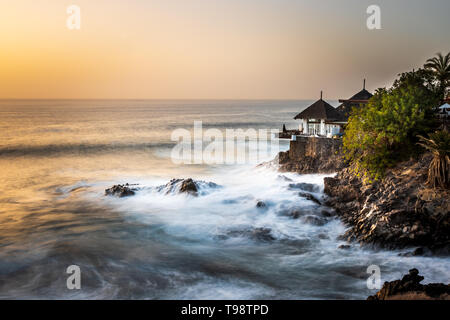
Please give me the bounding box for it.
[0,97,342,101]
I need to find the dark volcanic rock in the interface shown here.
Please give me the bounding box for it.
[256,200,267,209]
[271,136,347,174]
[179,178,198,195]
[276,151,347,174]
[289,182,320,193]
[219,227,276,242]
[157,178,219,196]
[368,269,450,300]
[298,192,321,205]
[323,154,450,251]
[105,184,138,197]
[277,175,293,182]
[398,247,427,257]
[300,215,328,226]
[278,208,304,219]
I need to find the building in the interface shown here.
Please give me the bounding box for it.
[294,92,347,137]
[337,80,373,117]
[438,103,450,118]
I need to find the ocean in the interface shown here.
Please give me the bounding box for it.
[0,99,448,299]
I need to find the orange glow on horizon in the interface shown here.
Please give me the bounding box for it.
[0,0,449,99]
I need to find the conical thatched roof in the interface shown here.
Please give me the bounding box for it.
[337,82,373,117]
[294,99,346,121]
[347,88,373,101]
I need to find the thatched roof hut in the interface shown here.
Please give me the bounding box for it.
[294,92,346,122]
[294,99,346,122]
[293,92,346,136]
[337,79,373,117]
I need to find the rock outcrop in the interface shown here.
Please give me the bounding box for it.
[106,179,220,198]
[276,150,346,174]
[216,227,276,242]
[156,178,220,197]
[288,182,321,193]
[105,184,138,197]
[324,154,450,251]
[275,136,346,174]
[368,268,450,300]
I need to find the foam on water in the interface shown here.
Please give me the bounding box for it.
[94,164,449,299]
[0,100,448,299]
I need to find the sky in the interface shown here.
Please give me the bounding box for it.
[0,0,449,100]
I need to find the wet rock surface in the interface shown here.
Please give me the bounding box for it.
[159,178,199,196]
[256,200,267,209]
[300,215,327,226]
[156,178,220,196]
[107,178,221,198]
[298,192,321,205]
[277,205,332,225]
[275,150,347,174]
[216,227,276,242]
[368,268,450,300]
[324,154,450,251]
[105,184,138,197]
[288,182,321,193]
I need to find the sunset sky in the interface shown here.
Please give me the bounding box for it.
[0,0,449,99]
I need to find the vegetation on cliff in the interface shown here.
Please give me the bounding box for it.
[343,53,449,182]
[417,130,450,188]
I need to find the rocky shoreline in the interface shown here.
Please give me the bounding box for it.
[368,268,450,300]
[272,145,449,253]
[275,150,346,174]
[104,151,449,300]
[108,151,449,253]
[279,147,449,299]
[323,154,449,253]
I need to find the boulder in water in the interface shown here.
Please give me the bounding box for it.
[156,178,221,196]
[298,192,321,205]
[105,184,138,197]
[218,227,275,242]
[179,178,198,195]
[301,215,328,226]
[256,200,267,209]
[277,175,293,182]
[289,182,321,193]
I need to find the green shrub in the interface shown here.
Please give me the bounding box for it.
[343,69,440,181]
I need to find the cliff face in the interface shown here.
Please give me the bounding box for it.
[277,136,346,174]
[324,154,450,251]
[273,137,449,251]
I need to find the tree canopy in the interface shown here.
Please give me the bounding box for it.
[343,67,441,181]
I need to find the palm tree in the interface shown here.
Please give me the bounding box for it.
[417,130,450,189]
[424,52,450,100]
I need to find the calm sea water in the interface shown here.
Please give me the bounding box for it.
[0,100,448,299]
